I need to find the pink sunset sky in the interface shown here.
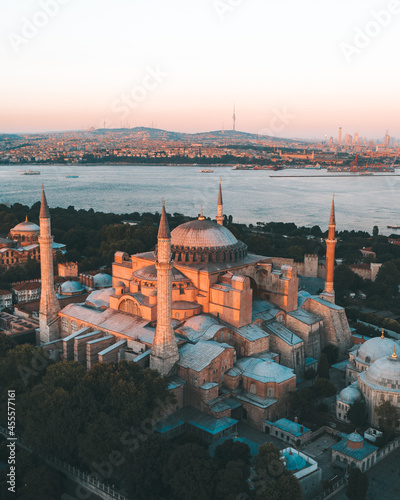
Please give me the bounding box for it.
[1,0,399,140]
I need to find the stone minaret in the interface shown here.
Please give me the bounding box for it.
[215,179,224,226]
[39,187,60,343]
[321,195,337,304]
[150,200,179,376]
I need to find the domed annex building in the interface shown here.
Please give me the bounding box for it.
[0,216,65,270]
[340,332,400,427]
[38,184,353,432]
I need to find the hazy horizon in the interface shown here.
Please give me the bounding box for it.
[1,0,399,140]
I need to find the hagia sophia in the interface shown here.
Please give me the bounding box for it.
[21,185,400,434]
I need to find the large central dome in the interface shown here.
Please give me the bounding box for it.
[171,219,238,248]
[167,218,248,264]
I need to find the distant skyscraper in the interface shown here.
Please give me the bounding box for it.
[354,132,359,145]
[384,130,390,148]
[338,127,342,145]
[232,105,236,132]
[368,140,374,151]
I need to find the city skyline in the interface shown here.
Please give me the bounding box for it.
[1,0,400,139]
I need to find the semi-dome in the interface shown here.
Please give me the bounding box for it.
[363,350,400,389]
[357,336,398,364]
[132,264,190,283]
[93,273,112,288]
[283,450,307,471]
[167,218,248,264]
[338,385,362,404]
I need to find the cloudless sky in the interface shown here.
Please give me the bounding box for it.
[1,0,399,139]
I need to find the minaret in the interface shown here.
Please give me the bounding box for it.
[39,187,60,343]
[320,194,337,304]
[215,179,224,226]
[150,200,179,376]
[232,105,236,132]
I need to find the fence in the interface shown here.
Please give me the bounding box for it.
[0,425,130,500]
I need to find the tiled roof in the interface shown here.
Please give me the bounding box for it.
[266,321,303,346]
[265,418,310,437]
[177,340,233,372]
[331,438,377,461]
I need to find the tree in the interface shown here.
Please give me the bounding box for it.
[124,435,172,500]
[347,401,368,428]
[166,443,217,500]
[322,345,338,365]
[375,401,399,437]
[304,368,317,385]
[372,226,379,237]
[289,388,314,420]
[346,468,368,500]
[256,472,302,500]
[213,438,251,469]
[317,353,330,379]
[18,466,63,500]
[0,333,14,360]
[253,442,282,479]
[313,378,337,402]
[215,460,250,500]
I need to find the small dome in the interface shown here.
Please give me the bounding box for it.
[115,281,125,287]
[363,351,400,388]
[11,220,40,233]
[357,336,398,364]
[283,451,306,471]
[60,280,85,294]
[93,273,112,288]
[338,386,362,404]
[241,358,295,383]
[347,431,363,443]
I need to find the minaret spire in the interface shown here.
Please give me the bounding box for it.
[39,186,60,343]
[158,198,170,238]
[320,194,337,304]
[215,179,225,226]
[150,200,179,376]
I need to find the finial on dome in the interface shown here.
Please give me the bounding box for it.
[198,205,205,221]
[392,346,397,359]
[25,215,28,222]
[381,328,385,339]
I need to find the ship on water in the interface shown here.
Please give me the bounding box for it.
[20,169,40,175]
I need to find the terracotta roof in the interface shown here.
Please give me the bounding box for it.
[12,282,41,291]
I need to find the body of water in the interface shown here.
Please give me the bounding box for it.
[1,164,399,234]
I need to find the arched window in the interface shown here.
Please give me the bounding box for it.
[296,352,300,365]
[268,387,275,397]
[119,298,141,316]
[61,317,69,333]
[250,383,256,394]
[71,321,78,333]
